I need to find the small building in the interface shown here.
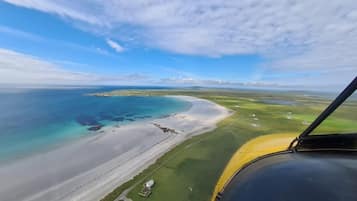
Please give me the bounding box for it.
[138,179,155,198]
[145,179,155,188]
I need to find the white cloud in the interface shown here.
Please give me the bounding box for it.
[3,0,105,26]
[3,0,357,87]
[0,25,44,41]
[0,48,93,85]
[0,48,351,90]
[159,76,242,87]
[0,25,116,57]
[0,48,147,85]
[106,39,124,53]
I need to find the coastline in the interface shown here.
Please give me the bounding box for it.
[0,96,231,201]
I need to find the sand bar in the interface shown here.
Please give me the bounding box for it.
[0,96,230,201]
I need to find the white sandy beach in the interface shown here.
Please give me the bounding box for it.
[0,96,230,201]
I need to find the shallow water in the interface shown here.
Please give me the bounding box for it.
[0,88,190,161]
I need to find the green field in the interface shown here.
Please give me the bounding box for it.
[99,89,357,201]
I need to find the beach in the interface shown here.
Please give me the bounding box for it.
[0,96,230,201]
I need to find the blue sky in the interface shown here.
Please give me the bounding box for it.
[0,1,356,90]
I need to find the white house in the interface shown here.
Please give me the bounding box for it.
[145,179,155,189]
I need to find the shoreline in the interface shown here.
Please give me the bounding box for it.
[0,96,231,201]
[0,95,191,165]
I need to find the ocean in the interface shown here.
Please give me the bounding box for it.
[0,87,190,162]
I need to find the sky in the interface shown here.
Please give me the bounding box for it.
[0,0,356,90]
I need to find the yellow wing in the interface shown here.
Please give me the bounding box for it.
[211,133,298,201]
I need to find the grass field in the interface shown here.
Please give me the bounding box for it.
[99,89,357,201]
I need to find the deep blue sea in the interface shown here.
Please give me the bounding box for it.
[0,87,190,161]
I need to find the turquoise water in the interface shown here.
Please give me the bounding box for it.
[0,87,190,161]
